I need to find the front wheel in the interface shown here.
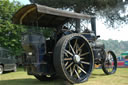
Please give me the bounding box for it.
[102,51,117,75]
[54,34,94,84]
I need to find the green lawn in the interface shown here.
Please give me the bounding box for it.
[78,68,128,85]
[0,68,128,85]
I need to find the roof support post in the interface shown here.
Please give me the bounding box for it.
[76,19,80,32]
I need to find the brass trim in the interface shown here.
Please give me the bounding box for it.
[20,7,36,24]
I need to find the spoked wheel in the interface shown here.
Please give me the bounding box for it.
[102,51,117,75]
[0,65,4,74]
[34,74,55,81]
[54,34,94,84]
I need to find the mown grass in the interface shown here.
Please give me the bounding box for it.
[0,68,128,85]
[78,68,128,85]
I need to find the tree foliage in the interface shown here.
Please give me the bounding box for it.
[100,39,128,56]
[0,0,24,56]
[30,0,128,28]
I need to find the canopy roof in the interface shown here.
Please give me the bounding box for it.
[12,4,94,27]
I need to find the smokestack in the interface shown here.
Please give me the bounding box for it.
[91,17,96,35]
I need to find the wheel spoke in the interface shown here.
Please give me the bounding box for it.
[80,57,85,60]
[64,52,69,57]
[73,39,78,50]
[70,67,73,76]
[108,54,111,59]
[78,43,85,51]
[77,65,80,73]
[76,44,79,54]
[81,61,90,65]
[64,58,72,61]
[65,62,69,67]
[65,49,73,56]
[66,62,74,70]
[75,69,81,79]
[73,39,80,54]
[69,42,75,54]
[109,58,113,60]
[80,64,84,68]
[72,64,76,75]
[77,65,87,75]
[80,52,89,57]
[105,62,113,72]
[78,49,82,55]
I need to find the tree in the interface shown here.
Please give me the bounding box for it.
[30,0,128,28]
[100,39,128,56]
[0,0,25,56]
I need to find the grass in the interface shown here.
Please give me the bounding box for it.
[0,68,128,85]
[77,68,128,85]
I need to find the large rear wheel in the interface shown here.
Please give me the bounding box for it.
[54,34,94,84]
[102,51,117,75]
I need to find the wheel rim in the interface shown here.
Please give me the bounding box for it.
[104,52,117,73]
[62,36,93,82]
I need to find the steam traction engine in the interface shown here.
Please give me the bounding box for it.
[12,4,117,84]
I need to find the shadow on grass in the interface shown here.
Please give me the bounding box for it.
[0,69,108,85]
[90,73,106,78]
[0,78,66,85]
[92,73,106,76]
[0,74,108,85]
[3,71,12,74]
